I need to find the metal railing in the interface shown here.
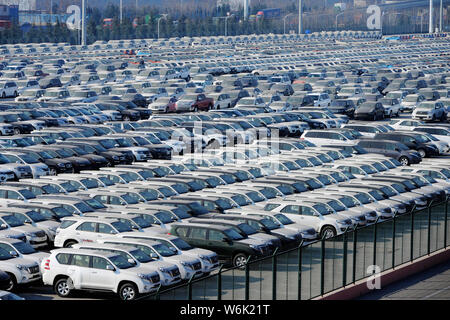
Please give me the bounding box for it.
[139,197,449,300]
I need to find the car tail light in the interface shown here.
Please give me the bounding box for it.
[44,259,50,270]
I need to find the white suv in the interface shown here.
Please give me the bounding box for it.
[53,216,159,248]
[0,247,41,290]
[41,248,160,300]
[261,199,353,238]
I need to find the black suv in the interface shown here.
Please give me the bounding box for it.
[169,223,272,267]
[357,139,422,166]
[373,132,440,158]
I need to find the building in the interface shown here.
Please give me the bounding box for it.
[0,0,37,11]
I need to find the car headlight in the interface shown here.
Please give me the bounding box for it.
[25,232,34,237]
[249,244,260,250]
[16,264,25,270]
[48,226,57,232]
[337,219,349,225]
[57,163,65,167]
[112,155,119,160]
[138,273,147,280]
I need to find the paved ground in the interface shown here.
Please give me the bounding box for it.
[358,259,450,300]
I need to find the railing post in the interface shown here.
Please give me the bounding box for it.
[245,256,251,301]
[410,208,415,262]
[342,227,348,287]
[187,275,194,300]
[392,214,396,269]
[320,237,325,296]
[427,201,433,255]
[272,248,278,300]
[153,284,162,301]
[352,226,358,284]
[297,242,303,300]
[217,265,223,301]
[445,198,448,248]
[373,217,379,267]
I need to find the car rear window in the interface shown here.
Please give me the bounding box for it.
[59,220,77,229]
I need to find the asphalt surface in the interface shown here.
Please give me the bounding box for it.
[358,259,450,300]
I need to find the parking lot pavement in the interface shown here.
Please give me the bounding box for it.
[358,259,450,300]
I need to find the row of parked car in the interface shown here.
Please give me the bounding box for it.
[0,33,449,300]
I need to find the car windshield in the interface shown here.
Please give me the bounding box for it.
[12,241,36,254]
[313,204,333,215]
[52,207,72,218]
[172,237,193,250]
[128,248,152,263]
[1,215,24,227]
[354,193,373,204]
[326,200,346,211]
[368,190,385,200]
[339,196,358,207]
[110,221,133,233]
[74,202,94,213]
[109,254,134,269]
[260,218,281,229]
[237,223,257,235]
[223,228,245,240]
[25,210,47,222]
[171,183,189,194]
[153,243,176,257]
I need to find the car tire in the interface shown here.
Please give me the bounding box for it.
[123,115,130,121]
[320,226,337,239]
[13,128,20,135]
[54,277,72,298]
[399,156,409,166]
[118,282,138,301]
[232,253,248,269]
[373,114,377,121]
[193,106,198,112]
[5,273,17,291]
[14,91,18,97]
[64,240,78,248]
[1,92,5,99]
[417,149,426,158]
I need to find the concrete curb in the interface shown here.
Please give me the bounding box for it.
[315,247,450,300]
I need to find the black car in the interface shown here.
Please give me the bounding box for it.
[329,99,356,118]
[0,112,34,134]
[354,102,385,120]
[94,100,141,121]
[357,139,422,166]
[60,141,127,166]
[11,148,74,174]
[373,132,440,158]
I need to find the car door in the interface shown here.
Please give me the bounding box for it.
[69,254,91,289]
[88,255,115,290]
[187,226,209,251]
[206,229,231,259]
[75,222,98,243]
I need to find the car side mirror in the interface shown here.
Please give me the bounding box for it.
[110,230,118,234]
[222,238,231,244]
[150,253,159,260]
[0,223,7,229]
[106,265,115,271]
[9,251,18,257]
[127,258,136,265]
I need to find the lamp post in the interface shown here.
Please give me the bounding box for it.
[439,0,443,32]
[298,0,303,34]
[81,0,86,46]
[335,11,345,31]
[283,13,293,34]
[429,0,433,33]
[157,14,168,39]
[120,0,123,24]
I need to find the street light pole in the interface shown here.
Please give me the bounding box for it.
[439,0,443,32]
[429,0,433,33]
[157,14,167,39]
[283,13,293,34]
[298,0,303,34]
[120,0,123,24]
[81,0,86,46]
[335,12,345,31]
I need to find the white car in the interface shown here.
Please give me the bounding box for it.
[99,237,204,280]
[300,130,357,146]
[307,93,331,107]
[2,152,50,178]
[41,248,160,300]
[0,247,41,290]
[72,242,182,287]
[53,216,160,248]
[260,199,354,238]
[0,212,48,248]
[411,126,450,145]
[412,102,447,121]
[380,98,401,117]
[0,81,19,98]
[0,238,49,265]
[390,119,425,131]
[113,233,220,274]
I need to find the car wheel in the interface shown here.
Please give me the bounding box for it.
[432,114,436,122]
[232,253,248,269]
[118,283,138,301]
[54,277,72,298]
[64,240,78,248]
[417,149,426,158]
[5,274,17,291]
[14,91,18,97]
[373,114,377,121]
[13,128,20,135]
[389,111,392,118]
[49,168,57,175]
[123,115,130,121]
[1,92,5,98]
[165,107,169,113]
[399,156,409,166]
[193,106,198,112]
[320,226,337,239]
